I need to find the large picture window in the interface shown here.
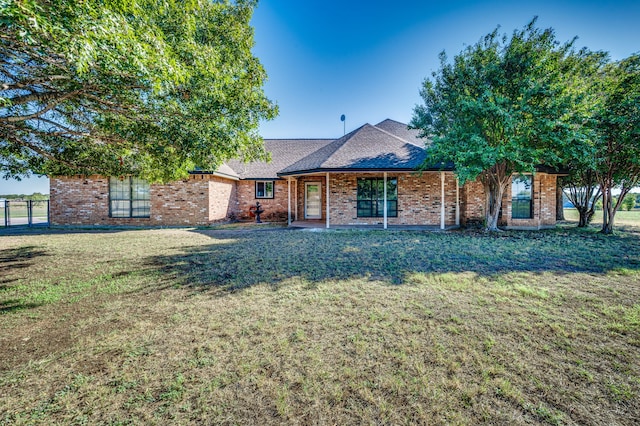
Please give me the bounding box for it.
[357,177,397,218]
[109,177,150,218]
[255,181,274,199]
[512,175,532,219]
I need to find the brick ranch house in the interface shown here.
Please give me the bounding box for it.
[50,119,558,230]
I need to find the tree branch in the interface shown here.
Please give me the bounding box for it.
[0,90,82,122]
[6,134,76,168]
[1,75,71,91]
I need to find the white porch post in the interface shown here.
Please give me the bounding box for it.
[455,176,460,226]
[287,178,291,226]
[440,171,445,230]
[383,172,388,229]
[326,173,330,229]
[294,178,298,221]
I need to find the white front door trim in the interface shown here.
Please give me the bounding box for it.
[305,182,322,219]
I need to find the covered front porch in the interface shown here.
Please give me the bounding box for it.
[283,171,461,230]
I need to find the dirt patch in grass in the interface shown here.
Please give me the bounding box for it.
[1,227,639,425]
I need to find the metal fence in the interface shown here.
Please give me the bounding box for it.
[0,200,49,227]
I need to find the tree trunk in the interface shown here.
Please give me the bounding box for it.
[601,185,615,234]
[481,164,510,232]
[601,182,632,234]
[556,179,565,221]
[565,171,600,228]
[485,185,503,231]
[577,207,594,227]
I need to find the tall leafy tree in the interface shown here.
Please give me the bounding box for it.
[563,169,601,227]
[556,51,609,228]
[411,18,593,231]
[595,54,640,234]
[0,0,277,182]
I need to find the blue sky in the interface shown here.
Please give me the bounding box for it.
[253,0,639,138]
[2,0,639,194]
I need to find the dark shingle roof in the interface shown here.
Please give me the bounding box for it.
[221,119,441,179]
[213,163,240,179]
[278,123,428,175]
[374,119,426,147]
[189,163,239,179]
[225,139,334,179]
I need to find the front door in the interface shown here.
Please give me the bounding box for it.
[305,183,322,219]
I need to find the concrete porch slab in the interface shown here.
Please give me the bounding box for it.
[289,220,459,231]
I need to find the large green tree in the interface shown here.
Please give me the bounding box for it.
[411,19,594,231]
[563,169,601,227]
[556,51,609,228]
[0,0,277,182]
[594,54,640,234]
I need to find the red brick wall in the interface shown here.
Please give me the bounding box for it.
[295,175,327,221]
[460,179,485,227]
[396,172,457,226]
[208,177,236,221]
[50,175,237,226]
[539,173,557,225]
[502,173,557,229]
[459,173,557,229]
[311,172,459,226]
[235,179,289,221]
[50,172,558,229]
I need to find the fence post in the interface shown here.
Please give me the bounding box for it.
[28,200,33,227]
[5,200,9,227]
[47,199,50,227]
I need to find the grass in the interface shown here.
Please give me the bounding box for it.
[563,207,640,227]
[0,201,48,224]
[1,225,639,424]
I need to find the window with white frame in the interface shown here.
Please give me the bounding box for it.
[255,181,274,199]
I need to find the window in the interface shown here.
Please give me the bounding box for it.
[512,175,532,219]
[255,181,274,199]
[109,177,150,218]
[357,177,397,217]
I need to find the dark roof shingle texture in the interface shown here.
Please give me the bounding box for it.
[225,139,334,179]
[279,124,427,175]
[222,119,433,179]
[375,119,426,147]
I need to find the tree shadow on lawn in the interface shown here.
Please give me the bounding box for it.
[0,246,49,312]
[144,227,640,292]
[0,246,49,284]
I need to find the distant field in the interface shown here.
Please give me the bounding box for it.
[563,207,640,227]
[1,227,639,424]
[0,201,48,225]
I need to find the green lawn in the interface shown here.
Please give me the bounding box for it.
[1,226,639,424]
[564,207,640,227]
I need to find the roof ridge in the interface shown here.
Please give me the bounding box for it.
[376,118,404,125]
[371,124,425,149]
[276,125,368,174]
[316,123,373,168]
[262,138,336,141]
